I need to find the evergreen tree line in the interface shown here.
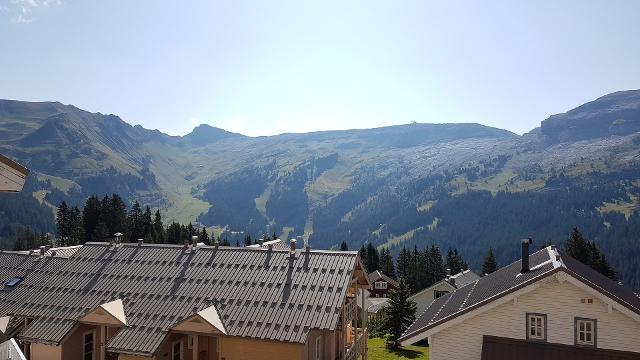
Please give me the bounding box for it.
[54,195,229,247]
[357,242,469,294]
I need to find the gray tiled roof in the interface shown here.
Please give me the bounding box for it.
[400,246,640,343]
[0,243,361,356]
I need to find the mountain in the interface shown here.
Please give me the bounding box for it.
[539,90,640,143]
[1,90,640,289]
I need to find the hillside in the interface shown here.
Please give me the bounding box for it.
[1,90,640,288]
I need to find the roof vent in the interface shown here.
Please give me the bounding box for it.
[50,249,57,257]
[138,238,144,246]
[290,239,297,252]
[521,238,533,274]
[192,236,199,250]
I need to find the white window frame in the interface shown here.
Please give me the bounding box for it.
[82,330,96,360]
[526,313,546,342]
[315,335,322,360]
[374,281,387,290]
[172,340,183,360]
[575,318,597,347]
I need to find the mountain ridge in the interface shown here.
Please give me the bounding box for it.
[1,90,640,289]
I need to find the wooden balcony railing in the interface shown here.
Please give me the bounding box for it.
[341,296,357,326]
[345,328,367,360]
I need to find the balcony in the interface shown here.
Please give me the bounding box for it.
[341,297,357,326]
[345,327,367,360]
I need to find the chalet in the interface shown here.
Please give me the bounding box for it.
[399,239,640,360]
[0,238,370,360]
[367,271,398,298]
[408,269,480,316]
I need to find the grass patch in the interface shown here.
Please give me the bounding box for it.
[368,336,428,360]
[378,227,423,250]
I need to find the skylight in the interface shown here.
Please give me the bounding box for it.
[5,277,23,287]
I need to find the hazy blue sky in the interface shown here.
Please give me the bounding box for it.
[1,0,639,136]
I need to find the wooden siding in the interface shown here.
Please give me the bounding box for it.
[430,278,640,360]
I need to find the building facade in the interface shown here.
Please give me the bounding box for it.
[400,242,640,360]
[367,271,398,298]
[0,240,370,360]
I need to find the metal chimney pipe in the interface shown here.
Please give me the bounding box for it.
[138,238,144,246]
[521,238,533,273]
[192,235,198,249]
[290,239,297,252]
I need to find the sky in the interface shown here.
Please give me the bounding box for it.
[0,0,639,137]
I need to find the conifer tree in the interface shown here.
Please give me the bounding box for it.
[199,227,210,245]
[339,240,348,251]
[127,200,144,241]
[366,242,380,272]
[152,210,164,243]
[379,248,396,279]
[142,206,153,241]
[481,247,498,276]
[82,195,101,244]
[383,278,417,349]
[396,246,411,280]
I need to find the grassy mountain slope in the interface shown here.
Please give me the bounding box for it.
[1,90,640,288]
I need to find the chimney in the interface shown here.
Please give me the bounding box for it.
[290,239,297,252]
[191,235,199,250]
[268,243,273,251]
[521,238,533,273]
[446,268,451,279]
[259,237,264,246]
[137,238,144,246]
[39,246,45,257]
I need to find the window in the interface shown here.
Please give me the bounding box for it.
[315,336,321,360]
[526,313,546,341]
[172,340,183,360]
[374,281,387,290]
[575,318,597,347]
[83,331,95,360]
[434,290,450,299]
[4,277,22,287]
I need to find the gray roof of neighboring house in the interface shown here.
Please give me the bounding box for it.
[449,269,481,289]
[368,271,399,288]
[246,239,290,251]
[0,243,362,356]
[400,246,640,344]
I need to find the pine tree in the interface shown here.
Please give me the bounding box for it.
[109,194,128,238]
[68,206,83,245]
[383,278,417,349]
[82,195,101,244]
[481,247,498,276]
[359,245,368,269]
[366,243,380,272]
[565,227,590,265]
[56,201,70,244]
[142,206,153,241]
[92,222,110,242]
[152,210,165,243]
[396,246,411,281]
[429,245,446,284]
[199,227,210,245]
[446,248,468,275]
[127,201,144,241]
[379,248,396,279]
[339,240,348,251]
